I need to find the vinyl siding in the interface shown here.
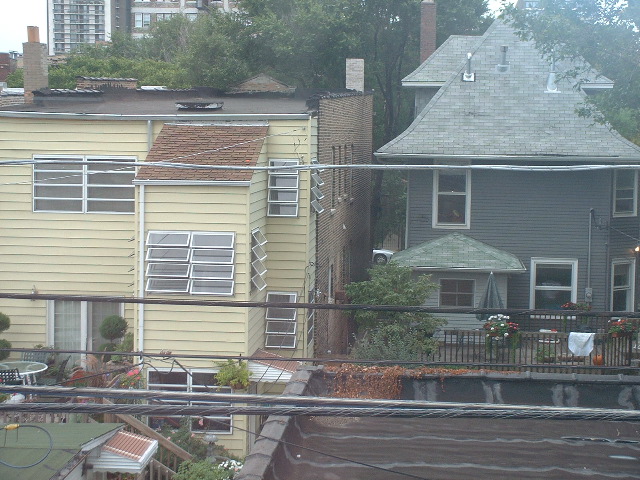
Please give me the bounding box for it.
[408,168,614,310]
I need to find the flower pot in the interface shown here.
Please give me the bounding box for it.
[592,354,604,366]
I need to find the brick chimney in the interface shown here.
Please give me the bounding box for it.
[420,0,437,63]
[23,26,48,104]
[345,58,365,92]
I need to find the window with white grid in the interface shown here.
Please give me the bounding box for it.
[265,292,297,348]
[251,228,267,292]
[147,370,232,434]
[268,159,299,217]
[146,231,235,295]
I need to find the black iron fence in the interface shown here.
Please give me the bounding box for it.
[435,329,636,371]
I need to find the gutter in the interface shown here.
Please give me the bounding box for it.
[0,111,312,122]
[373,153,640,163]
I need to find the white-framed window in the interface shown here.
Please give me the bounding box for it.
[156,13,174,22]
[33,155,135,213]
[433,170,470,228]
[310,158,325,214]
[439,279,474,307]
[47,300,123,365]
[147,369,232,434]
[250,228,267,292]
[613,170,637,217]
[611,259,635,311]
[268,159,299,217]
[530,258,578,309]
[146,231,235,295]
[265,292,297,349]
[134,12,151,28]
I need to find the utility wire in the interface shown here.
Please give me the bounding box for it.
[0,424,54,469]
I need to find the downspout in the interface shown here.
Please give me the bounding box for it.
[138,184,145,353]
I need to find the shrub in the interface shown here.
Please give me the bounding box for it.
[215,360,249,389]
[0,313,11,361]
[99,315,128,342]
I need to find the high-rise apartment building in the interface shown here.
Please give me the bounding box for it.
[47,0,131,55]
[47,1,234,54]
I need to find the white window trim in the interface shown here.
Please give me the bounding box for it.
[613,170,638,217]
[145,231,235,296]
[438,278,475,308]
[146,368,233,434]
[268,159,299,217]
[611,258,635,311]
[529,258,578,309]
[432,169,471,229]
[265,292,298,349]
[33,155,136,214]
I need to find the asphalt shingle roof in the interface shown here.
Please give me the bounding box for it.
[391,232,526,271]
[136,123,268,182]
[378,20,640,161]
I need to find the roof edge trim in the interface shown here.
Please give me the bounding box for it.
[0,111,311,121]
[133,180,251,187]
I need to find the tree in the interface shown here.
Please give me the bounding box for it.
[503,0,640,143]
[345,264,445,361]
[0,312,11,362]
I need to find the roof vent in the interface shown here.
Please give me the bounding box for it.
[545,57,560,93]
[175,101,224,111]
[462,53,475,82]
[496,45,510,73]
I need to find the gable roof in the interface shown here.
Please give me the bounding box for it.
[228,74,296,94]
[93,430,158,473]
[377,20,640,162]
[136,123,268,183]
[391,232,526,272]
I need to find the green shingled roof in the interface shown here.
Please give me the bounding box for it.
[0,423,122,480]
[392,233,526,272]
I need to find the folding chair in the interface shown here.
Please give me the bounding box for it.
[0,369,23,385]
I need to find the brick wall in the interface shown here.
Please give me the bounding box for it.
[0,96,25,108]
[315,93,373,355]
[76,77,138,90]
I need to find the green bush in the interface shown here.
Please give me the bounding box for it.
[0,313,11,361]
[215,360,250,390]
[99,315,127,342]
[174,460,243,480]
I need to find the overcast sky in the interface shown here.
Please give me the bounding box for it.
[0,0,513,54]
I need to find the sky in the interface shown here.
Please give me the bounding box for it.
[0,0,514,53]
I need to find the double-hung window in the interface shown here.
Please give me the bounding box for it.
[147,370,232,433]
[611,259,635,311]
[439,279,474,307]
[268,159,299,217]
[33,155,135,213]
[613,170,637,217]
[265,292,297,349]
[146,231,235,295]
[134,12,151,28]
[433,170,470,228]
[530,258,577,309]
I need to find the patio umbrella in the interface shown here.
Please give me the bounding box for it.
[476,272,504,321]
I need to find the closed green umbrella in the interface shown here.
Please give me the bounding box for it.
[476,272,504,321]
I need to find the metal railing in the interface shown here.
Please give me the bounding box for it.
[436,330,636,372]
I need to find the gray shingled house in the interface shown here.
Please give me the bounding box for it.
[376,7,640,329]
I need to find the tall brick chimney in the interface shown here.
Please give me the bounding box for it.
[420,0,437,63]
[23,26,48,104]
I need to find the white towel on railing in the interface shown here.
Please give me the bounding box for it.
[568,332,595,356]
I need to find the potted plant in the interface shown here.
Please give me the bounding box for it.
[536,345,556,363]
[483,314,519,340]
[215,360,250,390]
[608,318,637,337]
[99,315,128,361]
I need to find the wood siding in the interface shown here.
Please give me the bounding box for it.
[407,168,629,311]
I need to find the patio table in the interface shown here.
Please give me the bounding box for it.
[0,360,48,385]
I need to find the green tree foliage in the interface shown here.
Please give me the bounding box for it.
[6,68,23,88]
[503,0,640,144]
[345,264,444,360]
